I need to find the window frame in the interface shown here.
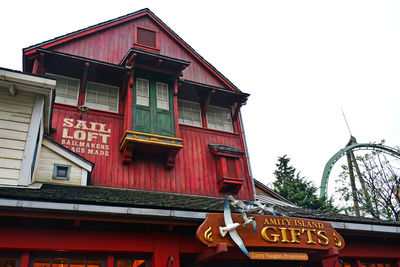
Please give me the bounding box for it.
[156,82,169,110]
[206,105,234,133]
[178,99,202,127]
[134,26,159,52]
[84,81,120,113]
[46,73,80,106]
[135,78,150,107]
[52,164,71,180]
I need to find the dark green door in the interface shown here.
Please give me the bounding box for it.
[132,77,175,137]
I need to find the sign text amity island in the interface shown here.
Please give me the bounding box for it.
[196,213,345,259]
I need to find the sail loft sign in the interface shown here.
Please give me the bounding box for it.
[61,118,111,156]
[196,213,345,251]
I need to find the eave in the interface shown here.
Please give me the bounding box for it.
[120,47,190,76]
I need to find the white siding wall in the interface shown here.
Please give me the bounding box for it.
[34,146,83,186]
[0,86,33,185]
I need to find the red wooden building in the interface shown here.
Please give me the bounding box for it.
[0,8,400,267]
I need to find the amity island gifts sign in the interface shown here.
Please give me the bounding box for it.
[196,213,345,260]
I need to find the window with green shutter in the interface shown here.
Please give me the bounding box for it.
[133,76,175,137]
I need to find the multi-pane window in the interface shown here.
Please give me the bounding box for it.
[156,82,169,110]
[136,78,149,106]
[206,105,233,132]
[178,100,202,127]
[46,74,79,105]
[85,82,119,112]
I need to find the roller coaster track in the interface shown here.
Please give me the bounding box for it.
[320,143,400,198]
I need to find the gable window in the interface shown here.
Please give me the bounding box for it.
[136,78,150,106]
[156,82,169,110]
[206,105,233,132]
[137,27,157,48]
[178,100,202,127]
[85,81,119,112]
[46,73,80,105]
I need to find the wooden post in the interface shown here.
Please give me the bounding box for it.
[173,78,180,137]
[20,251,30,267]
[124,67,134,132]
[38,52,45,75]
[107,254,114,267]
[78,62,90,106]
[201,89,215,128]
[32,57,40,74]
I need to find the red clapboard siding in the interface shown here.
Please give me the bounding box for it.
[53,16,228,89]
[50,108,253,200]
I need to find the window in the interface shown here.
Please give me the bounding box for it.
[178,100,202,127]
[46,74,79,105]
[116,256,151,267]
[0,256,17,267]
[206,105,233,132]
[156,82,169,110]
[137,27,157,48]
[53,164,71,180]
[85,82,119,112]
[32,257,102,267]
[136,78,150,106]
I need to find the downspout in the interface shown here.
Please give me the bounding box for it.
[239,111,256,200]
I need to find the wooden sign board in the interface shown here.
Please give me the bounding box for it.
[196,213,345,251]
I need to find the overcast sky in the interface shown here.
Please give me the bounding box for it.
[2,0,399,194]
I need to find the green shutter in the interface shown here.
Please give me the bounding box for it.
[132,77,175,137]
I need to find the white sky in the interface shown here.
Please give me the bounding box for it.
[1,0,399,193]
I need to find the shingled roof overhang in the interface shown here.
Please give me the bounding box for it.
[180,79,249,106]
[0,184,399,235]
[22,8,243,93]
[120,48,190,75]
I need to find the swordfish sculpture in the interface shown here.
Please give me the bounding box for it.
[220,195,281,257]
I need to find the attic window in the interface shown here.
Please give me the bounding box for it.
[53,164,71,180]
[137,27,157,48]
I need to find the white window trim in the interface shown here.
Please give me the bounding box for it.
[46,73,80,106]
[136,78,150,107]
[156,82,169,110]
[178,99,202,127]
[84,81,119,113]
[206,105,233,133]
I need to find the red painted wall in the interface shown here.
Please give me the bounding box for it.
[50,108,253,199]
[53,16,227,89]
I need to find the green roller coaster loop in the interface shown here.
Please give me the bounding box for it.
[320,142,400,198]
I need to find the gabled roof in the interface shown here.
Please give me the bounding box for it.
[42,136,94,172]
[23,8,242,93]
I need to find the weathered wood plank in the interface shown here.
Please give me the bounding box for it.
[0,102,33,115]
[0,177,18,186]
[0,129,28,141]
[0,168,19,179]
[0,148,24,160]
[0,158,22,169]
[0,111,31,123]
[0,119,29,132]
[0,139,26,150]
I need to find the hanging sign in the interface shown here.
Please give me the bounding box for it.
[196,213,345,252]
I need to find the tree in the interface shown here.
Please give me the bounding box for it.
[335,149,400,221]
[273,155,339,212]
